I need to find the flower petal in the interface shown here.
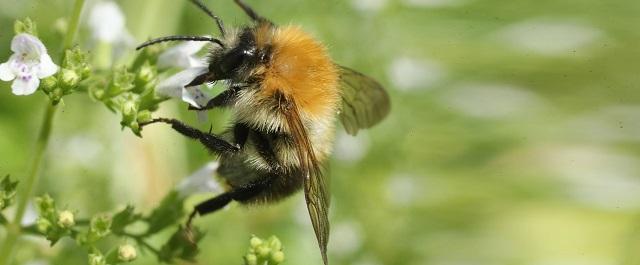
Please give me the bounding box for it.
[11,75,40,95]
[11,33,46,57]
[182,85,211,107]
[36,53,59,78]
[176,161,223,198]
[157,40,208,69]
[0,62,15,81]
[156,66,208,99]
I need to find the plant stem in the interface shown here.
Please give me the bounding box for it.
[0,0,85,263]
[0,103,57,265]
[62,0,85,52]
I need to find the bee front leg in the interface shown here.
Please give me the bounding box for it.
[140,118,240,155]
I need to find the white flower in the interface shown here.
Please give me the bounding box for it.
[176,161,223,198]
[0,33,58,95]
[157,66,212,122]
[157,41,213,121]
[57,210,75,228]
[88,1,133,44]
[157,40,208,69]
[156,41,211,106]
[117,244,137,262]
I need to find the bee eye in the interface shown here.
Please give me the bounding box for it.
[220,48,256,74]
[220,50,245,73]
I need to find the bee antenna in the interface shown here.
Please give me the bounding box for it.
[136,36,225,50]
[188,0,226,36]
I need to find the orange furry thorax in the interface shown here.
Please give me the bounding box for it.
[256,25,340,118]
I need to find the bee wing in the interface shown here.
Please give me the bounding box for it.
[338,66,391,135]
[279,93,330,265]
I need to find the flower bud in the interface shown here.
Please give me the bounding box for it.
[61,68,80,89]
[267,236,282,251]
[36,217,52,233]
[118,244,137,262]
[250,236,263,248]
[57,210,75,228]
[137,63,156,83]
[88,253,106,265]
[244,254,258,265]
[40,76,57,92]
[271,251,285,264]
[256,246,271,258]
[90,87,105,100]
[121,100,138,117]
[35,194,55,215]
[90,215,112,238]
[136,110,152,123]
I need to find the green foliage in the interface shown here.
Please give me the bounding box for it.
[0,175,18,211]
[22,192,208,264]
[110,206,140,235]
[145,191,185,235]
[14,17,37,35]
[158,226,204,262]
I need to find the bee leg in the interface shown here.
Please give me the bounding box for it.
[140,118,240,155]
[185,179,267,234]
[234,0,266,22]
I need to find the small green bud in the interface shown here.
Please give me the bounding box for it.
[36,217,52,233]
[245,254,258,265]
[271,251,285,264]
[88,253,107,265]
[118,244,137,262]
[267,236,282,251]
[122,100,138,117]
[136,110,152,123]
[14,18,37,35]
[35,194,55,215]
[110,67,135,94]
[137,62,156,83]
[60,68,80,89]
[90,215,112,238]
[57,210,75,228]
[257,246,271,258]
[250,236,263,248]
[90,88,105,100]
[40,76,57,92]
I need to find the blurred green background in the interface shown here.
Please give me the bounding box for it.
[2,0,640,264]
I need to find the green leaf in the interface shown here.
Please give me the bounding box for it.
[111,205,140,235]
[0,175,19,210]
[158,226,204,263]
[145,191,185,235]
[14,17,37,35]
[78,215,112,245]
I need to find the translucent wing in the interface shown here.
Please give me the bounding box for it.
[279,92,330,265]
[338,66,391,135]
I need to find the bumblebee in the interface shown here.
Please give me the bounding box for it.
[137,0,390,263]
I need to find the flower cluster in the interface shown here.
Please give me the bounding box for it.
[244,235,286,265]
[25,190,203,264]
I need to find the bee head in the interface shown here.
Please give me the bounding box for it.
[208,28,272,81]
